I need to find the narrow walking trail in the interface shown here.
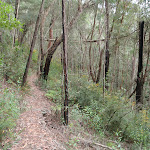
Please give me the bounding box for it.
[10,74,115,150]
[12,74,66,150]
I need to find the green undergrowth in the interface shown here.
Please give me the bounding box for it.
[40,60,150,150]
[0,86,21,149]
[0,40,29,85]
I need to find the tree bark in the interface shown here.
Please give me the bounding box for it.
[105,0,110,90]
[96,49,103,83]
[38,4,53,76]
[62,0,69,126]
[15,0,20,19]
[14,0,20,45]
[89,6,97,82]
[136,21,144,108]
[22,0,45,86]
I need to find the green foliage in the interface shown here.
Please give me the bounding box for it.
[30,49,39,70]
[68,76,150,149]
[69,75,103,107]
[0,0,22,30]
[0,87,20,145]
[39,59,62,103]
[67,137,79,148]
[42,59,150,149]
[0,42,28,84]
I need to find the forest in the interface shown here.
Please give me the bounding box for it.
[0,0,150,149]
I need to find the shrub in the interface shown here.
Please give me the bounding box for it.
[68,76,150,149]
[0,38,28,84]
[0,87,20,146]
[43,60,150,149]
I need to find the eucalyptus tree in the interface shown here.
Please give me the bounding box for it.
[22,0,45,86]
[136,21,144,109]
[104,0,110,90]
[62,0,69,125]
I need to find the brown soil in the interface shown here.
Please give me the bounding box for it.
[11,74,66,150]
[9,74,116,150]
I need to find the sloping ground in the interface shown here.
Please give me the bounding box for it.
[11,74,66,150]
[10,74,115,150]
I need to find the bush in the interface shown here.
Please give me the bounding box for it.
[42,60,150,149]
[41,59,62,103]
[0,36,28,84]
[68,76,150,149]
[0,87,20,146]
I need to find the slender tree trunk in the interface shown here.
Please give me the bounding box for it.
[19,23,32,45]
[39,20,44,75]
[96,49,103,83]
[38,5,53,76]
[89,5,97,82]
[62,0,69,125]
[37,47,41,77]
[22,0,45,86]
[14,0,20,45]
[15,0,20,19]
[105,0,110,90]
[47,24,53,50]
[131,55,136,79]
[116,46,120,89]
[136,21,144,108]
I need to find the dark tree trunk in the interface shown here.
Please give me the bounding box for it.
[136,21,144,107]
[43,36,63,80]
[42,21,53,78]
[39,21,44,75]
[105,0,110,90]
[22,0,45,86]
[62,0,69,125]
[15,0,20,19]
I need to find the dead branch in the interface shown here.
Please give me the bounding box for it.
[78,138,113,150]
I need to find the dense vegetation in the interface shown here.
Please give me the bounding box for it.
[0,0,149,149]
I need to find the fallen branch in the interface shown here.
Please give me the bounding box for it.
[94,142,113,150]
[128,87,136,98]
[78,138,113,150]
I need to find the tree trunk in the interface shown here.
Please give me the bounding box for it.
[38,5,53,76]
[14,0,20,45]
[19,23,32,45]
[136,21,144,108]
[47,24,53,50]
[105,0,110,90]
[15,0,20,19]
[62,0,69,126]
[22,0,45,86]
[43,35,63,80]
[96,49,103,83]
[89,6,97,83]
[38,20,44,75]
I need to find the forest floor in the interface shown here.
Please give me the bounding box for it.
[9,74,117,150]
